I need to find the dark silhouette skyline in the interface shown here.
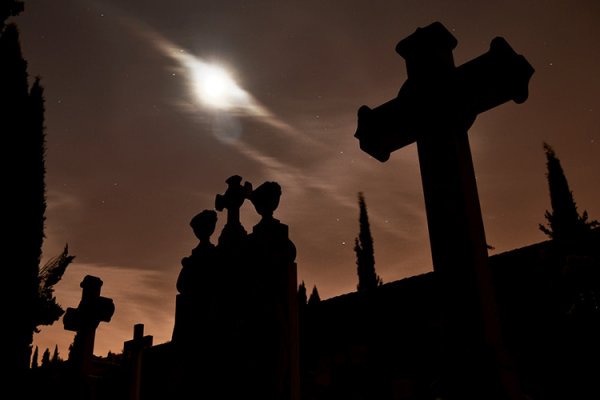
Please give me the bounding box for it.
[6,0,597,397]
[27,225,599,400]
[14,0,600,360]
[8,1,598,396]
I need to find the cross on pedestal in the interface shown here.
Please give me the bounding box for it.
[215,175,253,248]
[64,275,115,372]
[354,22,533,399]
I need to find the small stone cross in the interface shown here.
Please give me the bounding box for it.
[64,275,115,369]
[215,175,253,248]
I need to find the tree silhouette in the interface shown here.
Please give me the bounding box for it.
[539,143,598,243]
[354,192,382,291]
[2,3,74,372]
[34,245,75,328]
[0,1,23,30]
[31,346,39,369]
[308,285,321,305]
[51,344,60,364]
[298,281,307,306]
[41,348,50,368]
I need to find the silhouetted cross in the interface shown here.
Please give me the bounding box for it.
[64,275,115,368]
[124,324,153,400]
[124,323,153,354]
[354,22,533,398]
[215,175,252,227]
[215,175,253,248]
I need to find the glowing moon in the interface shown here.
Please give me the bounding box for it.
[190,62,249,110]
[156,38,289,129]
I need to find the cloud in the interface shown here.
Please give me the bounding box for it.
[121,18,295,137]
[46,189,83,212]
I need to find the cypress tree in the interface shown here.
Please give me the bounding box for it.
[31,346,39,369]
[539,143,598,244]
[308,285,321,305]
[298,281,307,306]
[0,1,24,29]
[2,2,73,373]
[51,344,60,364]
[41,348,50,368]
[354,192,382,291]
[2,0,37,373]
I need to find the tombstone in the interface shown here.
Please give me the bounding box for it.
[124,324,153,400]
[244,181,299,400]
[63,275,115,374]
[354,22,533,399]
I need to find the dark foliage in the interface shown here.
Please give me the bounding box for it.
[31,346,39,369]
[41,348,50,368]
[354,192,382,291]
[2,6,73,372]
[539,143,598,243]
[51,344,60,364]
[308,285,321,305]
[298,281,307,306]
[0,0,24,28]
[34,244,76,330]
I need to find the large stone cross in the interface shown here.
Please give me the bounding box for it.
[354,22,533,399]
[64,275,115,370]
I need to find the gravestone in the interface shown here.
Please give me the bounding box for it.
[124,324,153,400]
[63,275,115,374]
[354,22,533,399]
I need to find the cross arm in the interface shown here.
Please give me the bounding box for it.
[452,37,534,116]
[93,296,115,323]
[354,102,413,162]
[63,307,80,332]
[354,24,534,163]
[62,296,114,331]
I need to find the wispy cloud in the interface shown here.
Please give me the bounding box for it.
[122,19,295,136]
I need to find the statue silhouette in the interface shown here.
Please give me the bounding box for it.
[176,210,218,295]
[244,181,298,400]
[172,210,218,344]
[170,179,299,400]
[171,210,221,399]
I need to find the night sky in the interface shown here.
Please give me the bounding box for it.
[18,0,599,357]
